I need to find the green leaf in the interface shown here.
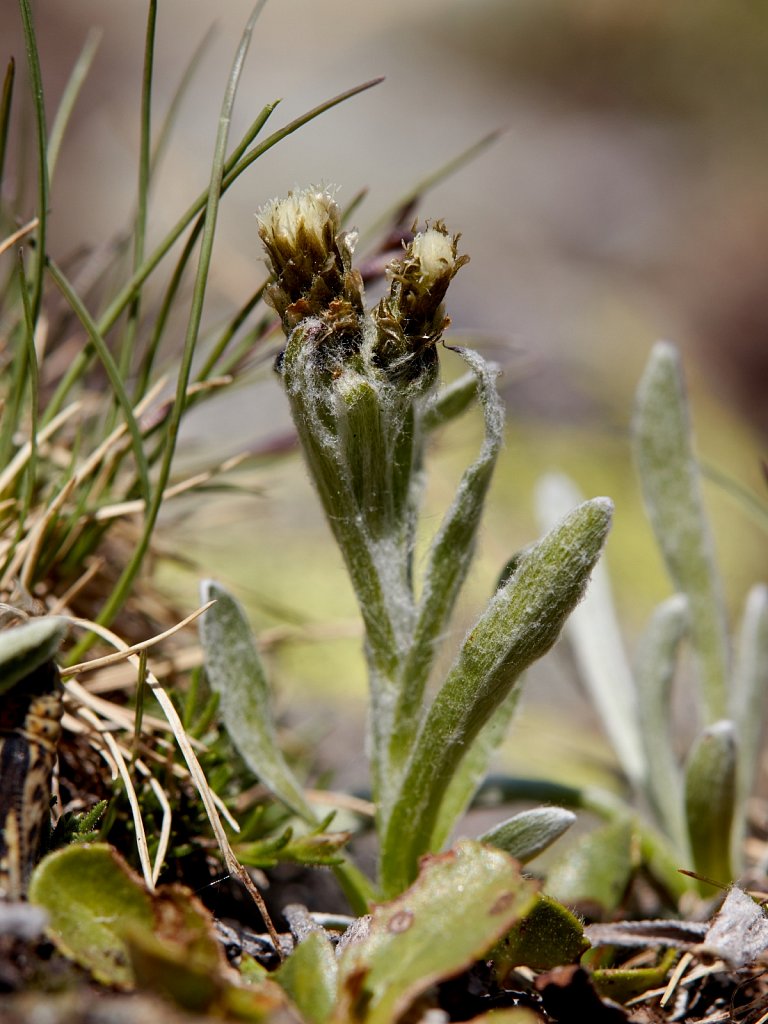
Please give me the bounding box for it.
[731,584,768,866]
[546,817,636,914]
[390,348,505,775]
[632,341,729,722]
[237,825,351,869]
[28,843,155,989]
[422,369,483,433]
[536,474,645,786]
[334,840,538,1024]
[274,931,337,1024]
[429,685,521,852]
[380,497,613,895]
[199,580,312,819]
[126,885,230,1012]
[493,892,589,974]
[479,807,576,864]
[684,720,736,887]
[635,594,689,854]
[592,948,678,1004]
[0,616,67,694]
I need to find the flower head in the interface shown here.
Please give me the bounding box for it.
[256,187,364,333]
[372,223,468,382]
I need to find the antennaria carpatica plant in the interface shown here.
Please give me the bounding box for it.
[200,186,614,901]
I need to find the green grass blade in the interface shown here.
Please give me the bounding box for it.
[46,257,151,506]
[41,103,277,424]
[730,584,768,867]
[632,341,729,722]
[17,249,40,542]
[379,497,613,895]
[18,0,49,328]
[361,130,501,247]
[149,25,216,180]
[66,1,266,651]
[193,284,267,384]
[0,57,15,193]
[635,594,689,854]
[115,0,157,391]
[46,29,100,180]
[97,79,378,342]
[684,720,736,888]
[536,473,645,786]
[0,321,29,471]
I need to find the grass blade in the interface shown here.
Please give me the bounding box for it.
[46,29,100,180]
[361,130,501,247]
[114,0,157,391]
[66,1,266,650]
[633,341,729,722]
[46,257,151,507]
[0,57,15,193]
[18,0,49,328]
[95,78,380,347]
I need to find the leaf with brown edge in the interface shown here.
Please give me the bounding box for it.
[333,840,538,1024]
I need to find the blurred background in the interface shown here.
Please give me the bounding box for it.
[3,0,767,788]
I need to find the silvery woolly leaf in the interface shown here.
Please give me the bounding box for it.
[199,580,312,820]
[701,886,768,968]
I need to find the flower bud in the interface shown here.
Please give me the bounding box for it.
[256,187,364,333]
[372,224,468,383]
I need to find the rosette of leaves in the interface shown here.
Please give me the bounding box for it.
[527,341,768,910]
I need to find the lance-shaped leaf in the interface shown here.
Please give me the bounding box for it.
[422,368,485,433]
[0,616,67,694]
[479,806,576,863]
[546,817,636,913]
[280,321,398,678]
[28,843,155,989]
[536,473,645,786]
[387,348,505,780]
[684,720,736,887]
[494,892,589,974]
[428,685,521,852]
[199,580,312,820]
[333,840,537,1024]
[730,584,768,866]
[274,930,337,1024]
[632,341,729,722]
[379,497,613,895]
[635,594,689,854]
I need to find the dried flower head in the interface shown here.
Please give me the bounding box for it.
[372,223,469,382]
[256,187,364,333]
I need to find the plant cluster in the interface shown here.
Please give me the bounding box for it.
[2,1,768,1022]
